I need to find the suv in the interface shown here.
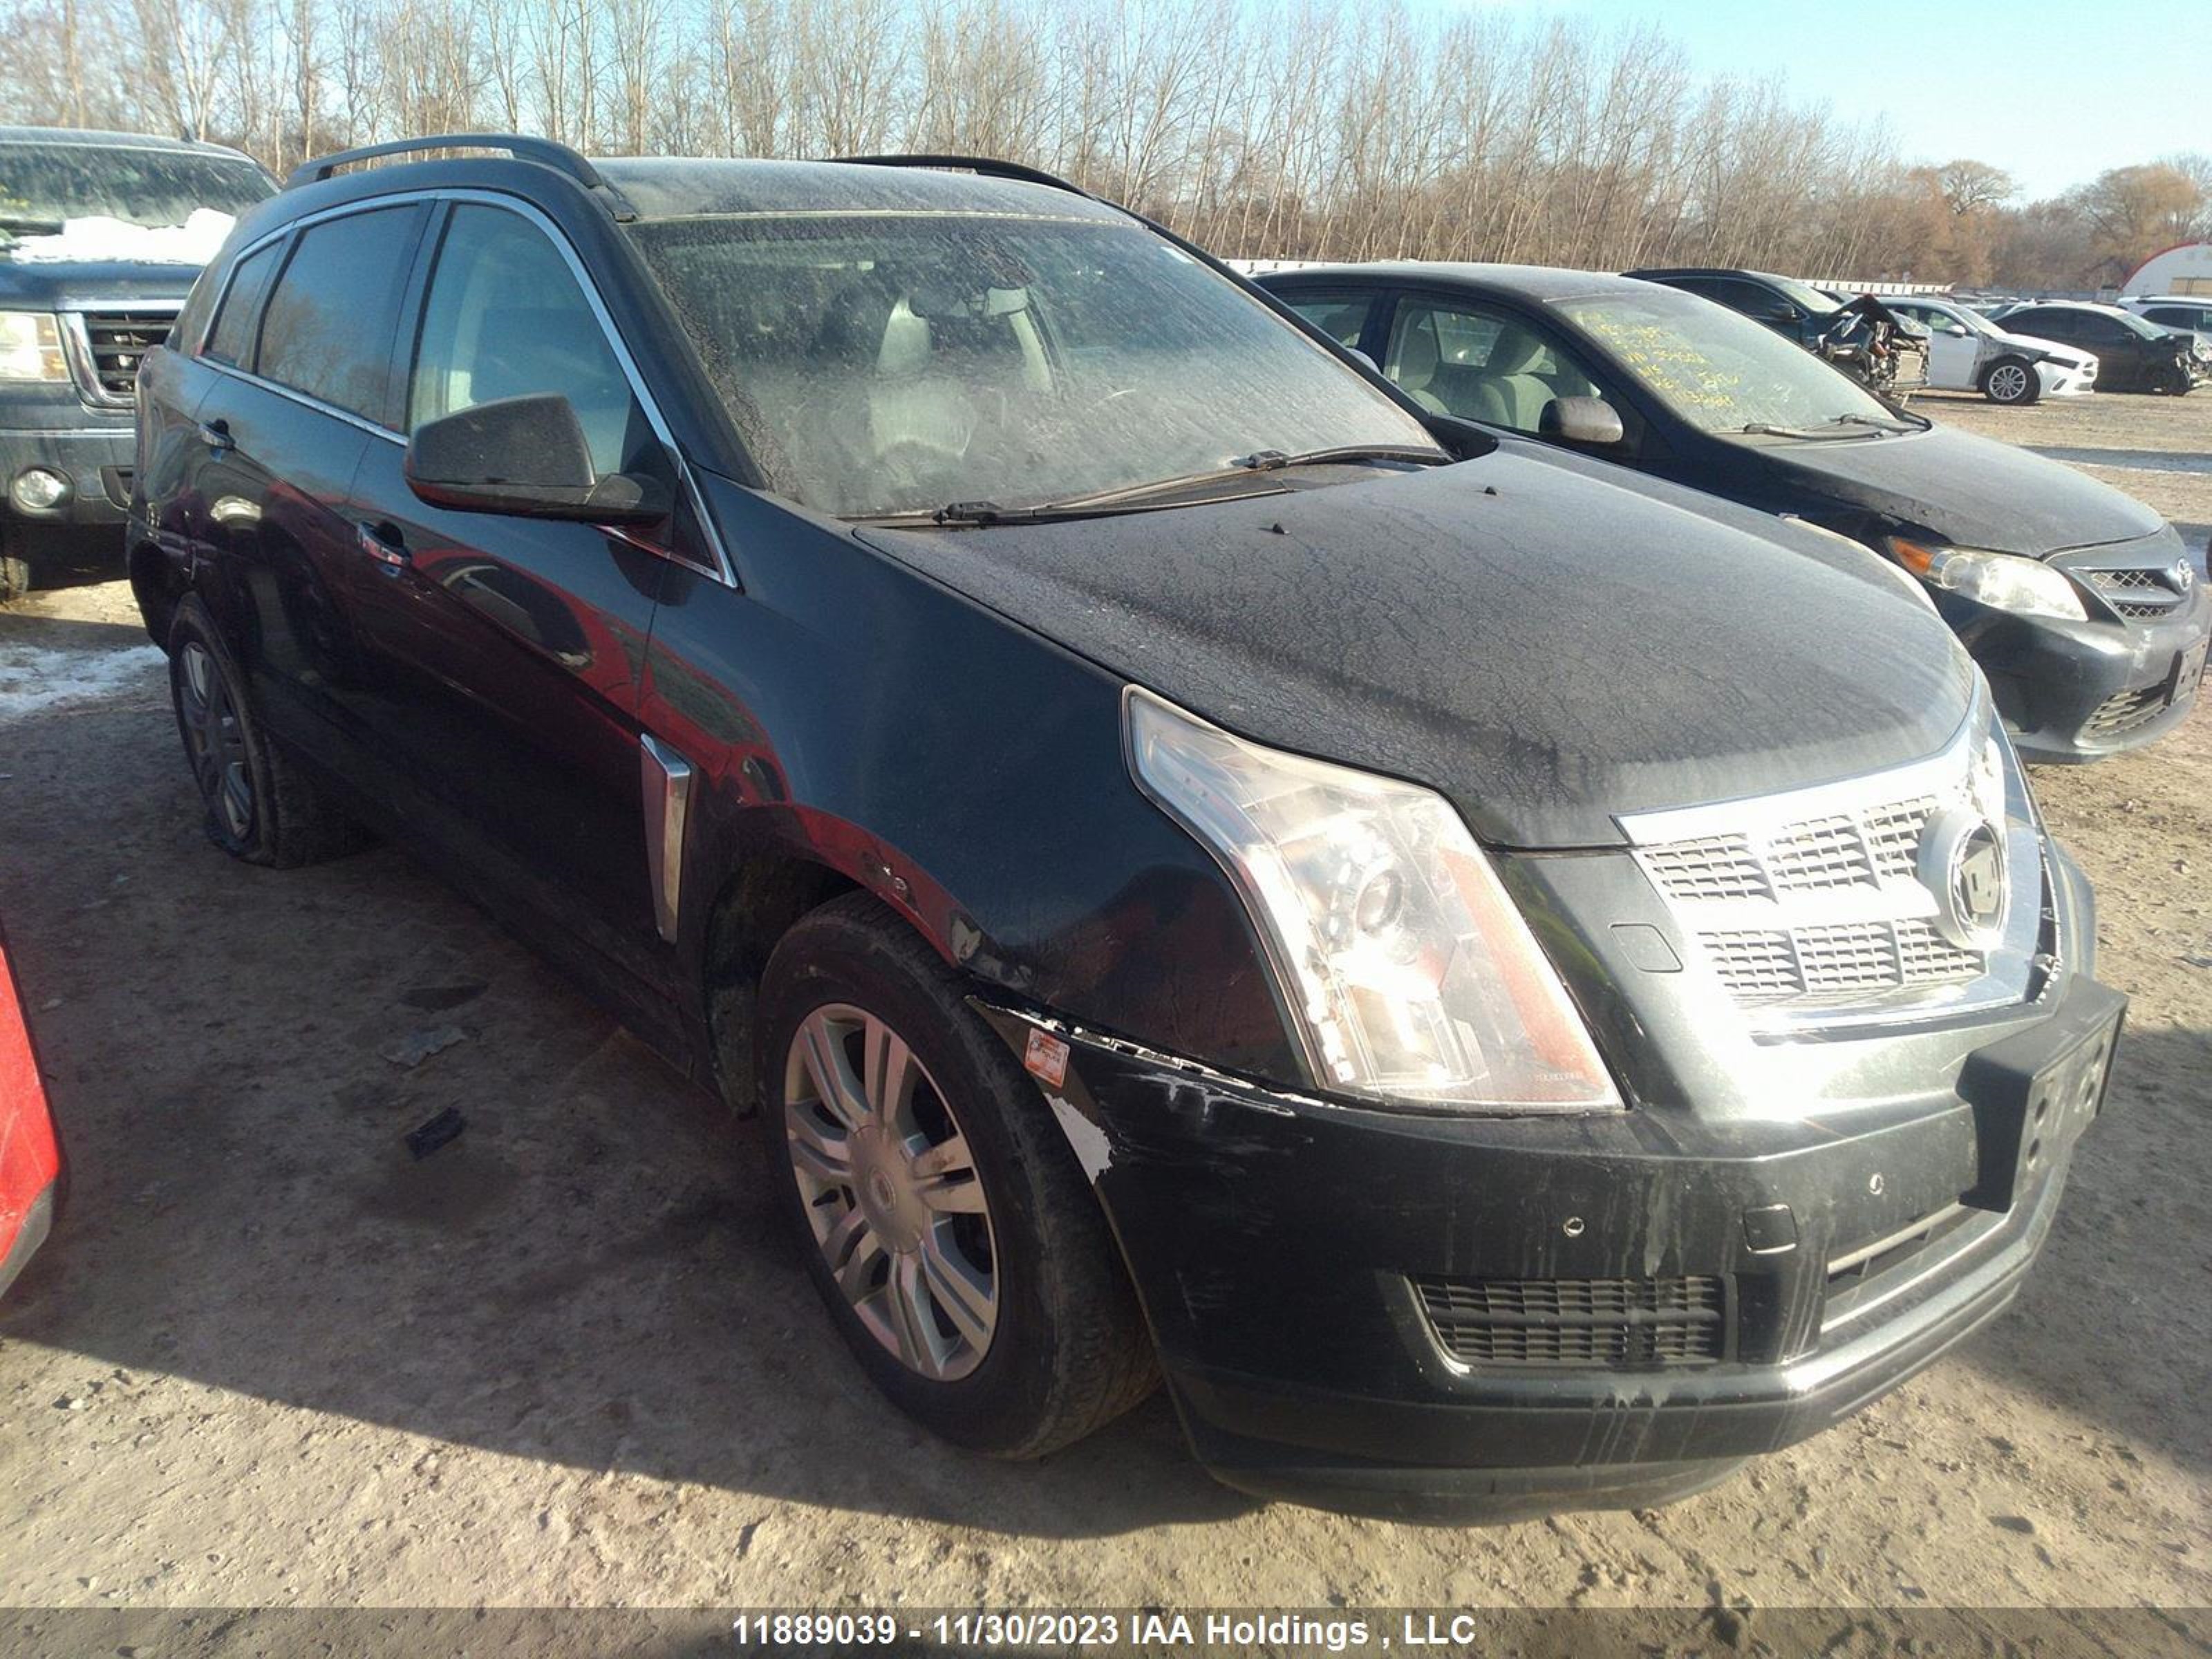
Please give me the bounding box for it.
[1,126,274,599]
[2119,294,2212,338]
[132,137,2122,1521]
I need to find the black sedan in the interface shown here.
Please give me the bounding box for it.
[1994,301,2206,395]
[1260,263,2211,761]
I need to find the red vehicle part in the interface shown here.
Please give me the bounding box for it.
[0,928,61,1300]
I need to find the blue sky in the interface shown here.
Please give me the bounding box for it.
[1432,0,2200,200]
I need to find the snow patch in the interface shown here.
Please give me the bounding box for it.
[1048,1094,1114,1183]
[0,641,167,724]
[8,208,235,266]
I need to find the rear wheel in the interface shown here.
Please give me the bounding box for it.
[754,892,1155,1457]
[166,595,368,867]
[1983,357,2039,405]
[0,525,30,604]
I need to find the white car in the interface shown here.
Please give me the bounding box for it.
[1880,295,2097,404]
[2120,294,2212,338]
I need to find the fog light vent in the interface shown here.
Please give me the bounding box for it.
[1413,1275,1727,1369]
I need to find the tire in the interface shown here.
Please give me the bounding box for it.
[165,594,369,867]
[0,524,30,604]
[1983,357,2040,405]
[753,892,1156,1458]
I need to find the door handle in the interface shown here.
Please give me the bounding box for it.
[357,521,411,570]
[198,418,234,454]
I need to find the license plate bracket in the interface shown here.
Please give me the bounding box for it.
[1957,985,2125,1212]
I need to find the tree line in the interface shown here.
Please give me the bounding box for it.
[5,0,2206,291]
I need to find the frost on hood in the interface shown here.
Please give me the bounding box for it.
[8,208,235,266]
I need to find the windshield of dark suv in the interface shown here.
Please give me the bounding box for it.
[0,144,272,237]
[628,212,1441,518]
[1562,286,1903,437]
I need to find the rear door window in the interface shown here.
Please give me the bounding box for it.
[255,205,422,422]
[1281,294,1374,352]
[203,241,281,366]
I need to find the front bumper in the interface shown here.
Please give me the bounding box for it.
[1952,563,2211,762]
[1,392,135,532]
[980,865,2121,1521]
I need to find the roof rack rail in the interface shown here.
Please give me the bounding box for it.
[285,133,635,217]
[830,153,1096,203]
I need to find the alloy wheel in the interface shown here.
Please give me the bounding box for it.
[177,641,255,841]
[1988,363,2030,402]
[784,1003,998,1381]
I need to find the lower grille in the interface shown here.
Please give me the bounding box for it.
[2085,683,2168,740]
[1414,1275,1727,1369]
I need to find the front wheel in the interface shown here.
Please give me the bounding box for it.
[1983,357,2040,405]
[753,892,1155,1458]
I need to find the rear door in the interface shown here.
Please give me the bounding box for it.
[180,204,429,751]
[339,197,698,1009]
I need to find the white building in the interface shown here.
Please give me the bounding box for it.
[2124,242,2212,297]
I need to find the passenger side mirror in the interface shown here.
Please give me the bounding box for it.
[404,394,667,526]
[1540,395,1626,449]
[1945,324,1971,338]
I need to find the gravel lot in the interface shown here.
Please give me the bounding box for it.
[0,388,2207,1640]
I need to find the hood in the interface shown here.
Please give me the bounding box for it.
[0,256,200,308]
[1994,330,2078,364]
[1751,422,2164,558]
[854,444,1974,849]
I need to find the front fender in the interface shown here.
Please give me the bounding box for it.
[641,474,1301,1085]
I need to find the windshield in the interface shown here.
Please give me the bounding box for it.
[1766,273,1842,316]
[0,144,272,234]
[1559,287,1899,435]
[628,212,1438,518]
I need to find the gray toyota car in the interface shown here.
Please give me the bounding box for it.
[1262,263,2210,762]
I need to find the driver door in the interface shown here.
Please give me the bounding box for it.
[341,198,693,1008]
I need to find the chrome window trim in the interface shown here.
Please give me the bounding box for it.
[192,185,735,586]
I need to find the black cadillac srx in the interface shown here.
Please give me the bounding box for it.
[129,137,2123,1521]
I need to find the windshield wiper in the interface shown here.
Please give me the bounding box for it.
[1827,413,1921,434]
[865,444,1447,529]
[1234,443,1447,472]
[1037,444,1444,512]
[1736,413,1913,440]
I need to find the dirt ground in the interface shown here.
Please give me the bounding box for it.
[0,388,2208,1634]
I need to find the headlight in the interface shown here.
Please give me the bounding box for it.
[0,312,68,383]
[1125,688,1621,1113]
[1889,538,2086,621]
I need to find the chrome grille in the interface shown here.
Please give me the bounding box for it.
[1621,703,2040,1029]
[1706,919,1982,1006]
[2084,567,2184,621]
[66,308,176,407]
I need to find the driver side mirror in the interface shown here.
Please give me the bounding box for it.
[1945,324,1970,338]
[1540,395,1626,449]
[405,394,668,525]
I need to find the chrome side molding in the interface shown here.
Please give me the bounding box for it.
[639,734,695,944]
